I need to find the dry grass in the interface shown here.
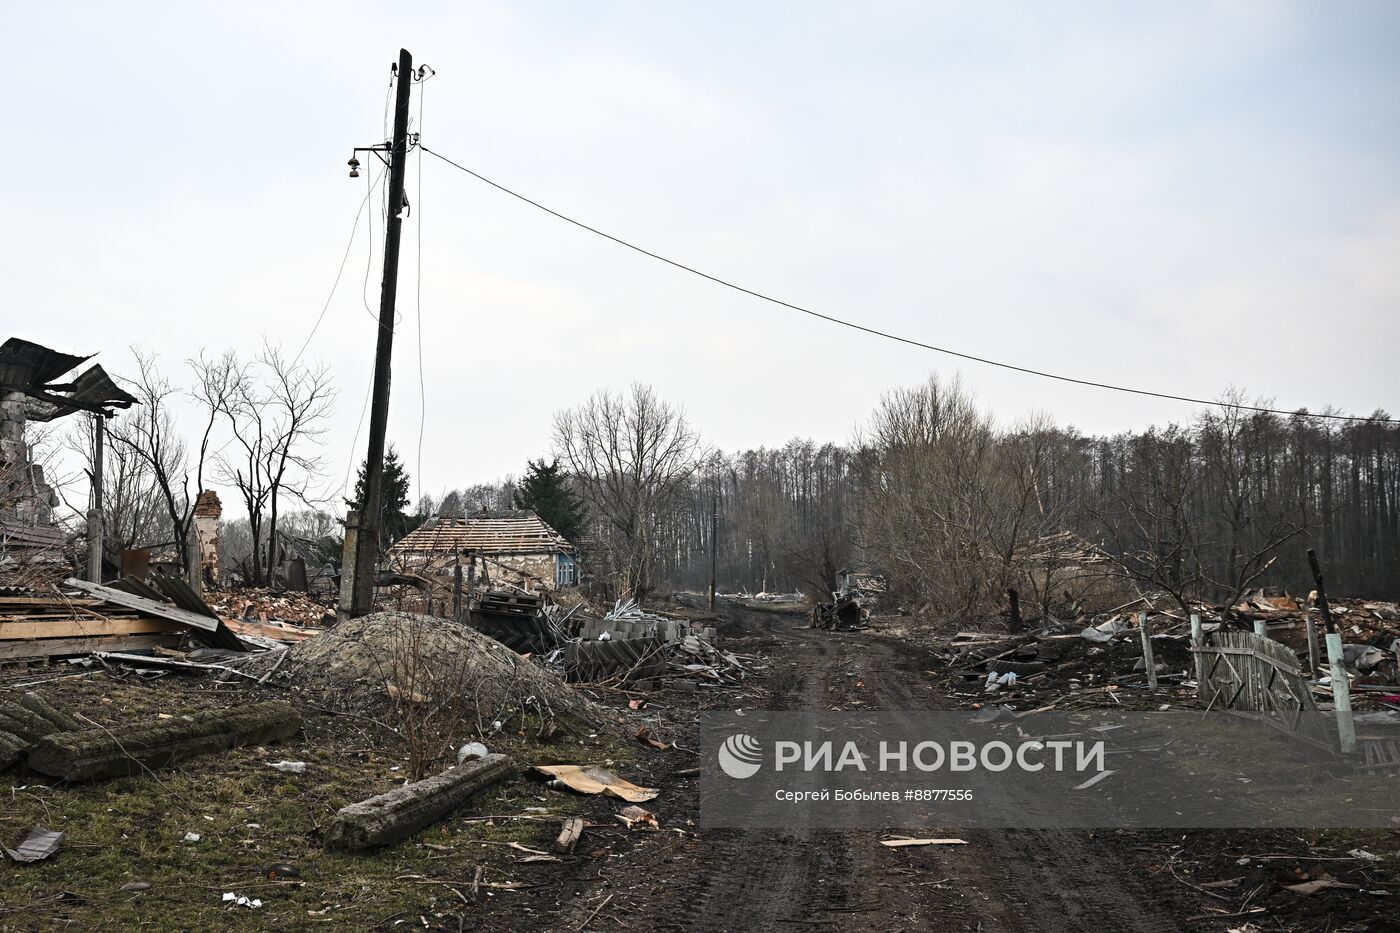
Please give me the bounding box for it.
[0,672,634,932]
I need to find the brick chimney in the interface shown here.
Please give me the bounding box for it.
[192,490,222,584]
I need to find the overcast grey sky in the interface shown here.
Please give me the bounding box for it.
[5,2,1398,506]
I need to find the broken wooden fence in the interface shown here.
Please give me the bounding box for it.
[1192,628,1337,753]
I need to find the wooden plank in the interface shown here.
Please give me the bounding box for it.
[0,596,105,609]
[0,633,182,660]
[63,578,219,632]
[0,617,182,639]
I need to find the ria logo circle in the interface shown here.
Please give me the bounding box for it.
[718,733,763,779]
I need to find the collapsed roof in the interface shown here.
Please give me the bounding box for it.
[390,509,575,555]
[0,337,136,420]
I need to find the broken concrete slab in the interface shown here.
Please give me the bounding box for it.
[0,698,61,744]
[325,753,515,851]
[26,700,300,781]
[0,729,27,771]
[17,692,84,733]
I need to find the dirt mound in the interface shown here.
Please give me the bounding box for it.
[265,612,611,735]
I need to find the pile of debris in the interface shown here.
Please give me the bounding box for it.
[809,595,866,630]
[248,611,610,734]
[932,591,1399,713]
[465,588,560,654]
[667,632,754,686]
[552,598,751,686]
[206,588,334,628]
[1225,592,1400,659]
[1,575,247,662]
[941,622,1199,710]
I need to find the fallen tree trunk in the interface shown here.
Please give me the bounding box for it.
[325,754,515,850]
[27,700,301,782]
[0,729,26,771]
[18,692,85,733]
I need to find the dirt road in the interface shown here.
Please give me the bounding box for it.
[531,602,1197,932]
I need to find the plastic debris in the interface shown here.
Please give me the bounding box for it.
[457,742,490,765]
[222,892,263,909]
[265,760,307,774]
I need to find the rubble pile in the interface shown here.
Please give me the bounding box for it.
[930,592,1400,713]
[206,589,335,627]
[1225,593,1400,656]
[552,596,752,686]
[250,611,610,733]
[667,632,754,686]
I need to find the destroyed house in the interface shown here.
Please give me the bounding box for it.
[388,510,579,591]
[1,338,135,571]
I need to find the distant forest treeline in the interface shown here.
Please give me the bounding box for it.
[51,346,1395,618]
[422,379,1400,619]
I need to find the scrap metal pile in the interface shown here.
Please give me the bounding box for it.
[809,595,867,630]
[559,599,750,686]
[457,591,752,688]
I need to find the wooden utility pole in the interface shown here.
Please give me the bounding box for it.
[85,414,104,582]
[452,552,464,620]
[709,496,717,610]
[343,48,415,620]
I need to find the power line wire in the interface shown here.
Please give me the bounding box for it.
[420,145,1396,426]
[292,164,386,368]
[206,168,390,467]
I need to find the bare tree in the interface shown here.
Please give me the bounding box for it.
[259,345,335,579]
[553,384,703,599]
[1194,392,1308,616]
[105,349,204,569]
[855,374,1005,620]
[1091,425,1203,619]
[64,413,166,554]
[202,345,334,585]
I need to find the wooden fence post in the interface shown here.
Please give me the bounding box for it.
[1190,613,1206,700]
[1304,615,1320,677]
[1139,611,1158,691]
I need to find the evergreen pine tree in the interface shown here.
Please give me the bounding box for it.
[513,458,586,542]
[352,444,414,546]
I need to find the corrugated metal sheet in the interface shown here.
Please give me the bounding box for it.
[24,364,136,422]
[65,578,246,651]
[390,510,574,556]
[0,337,90,390]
